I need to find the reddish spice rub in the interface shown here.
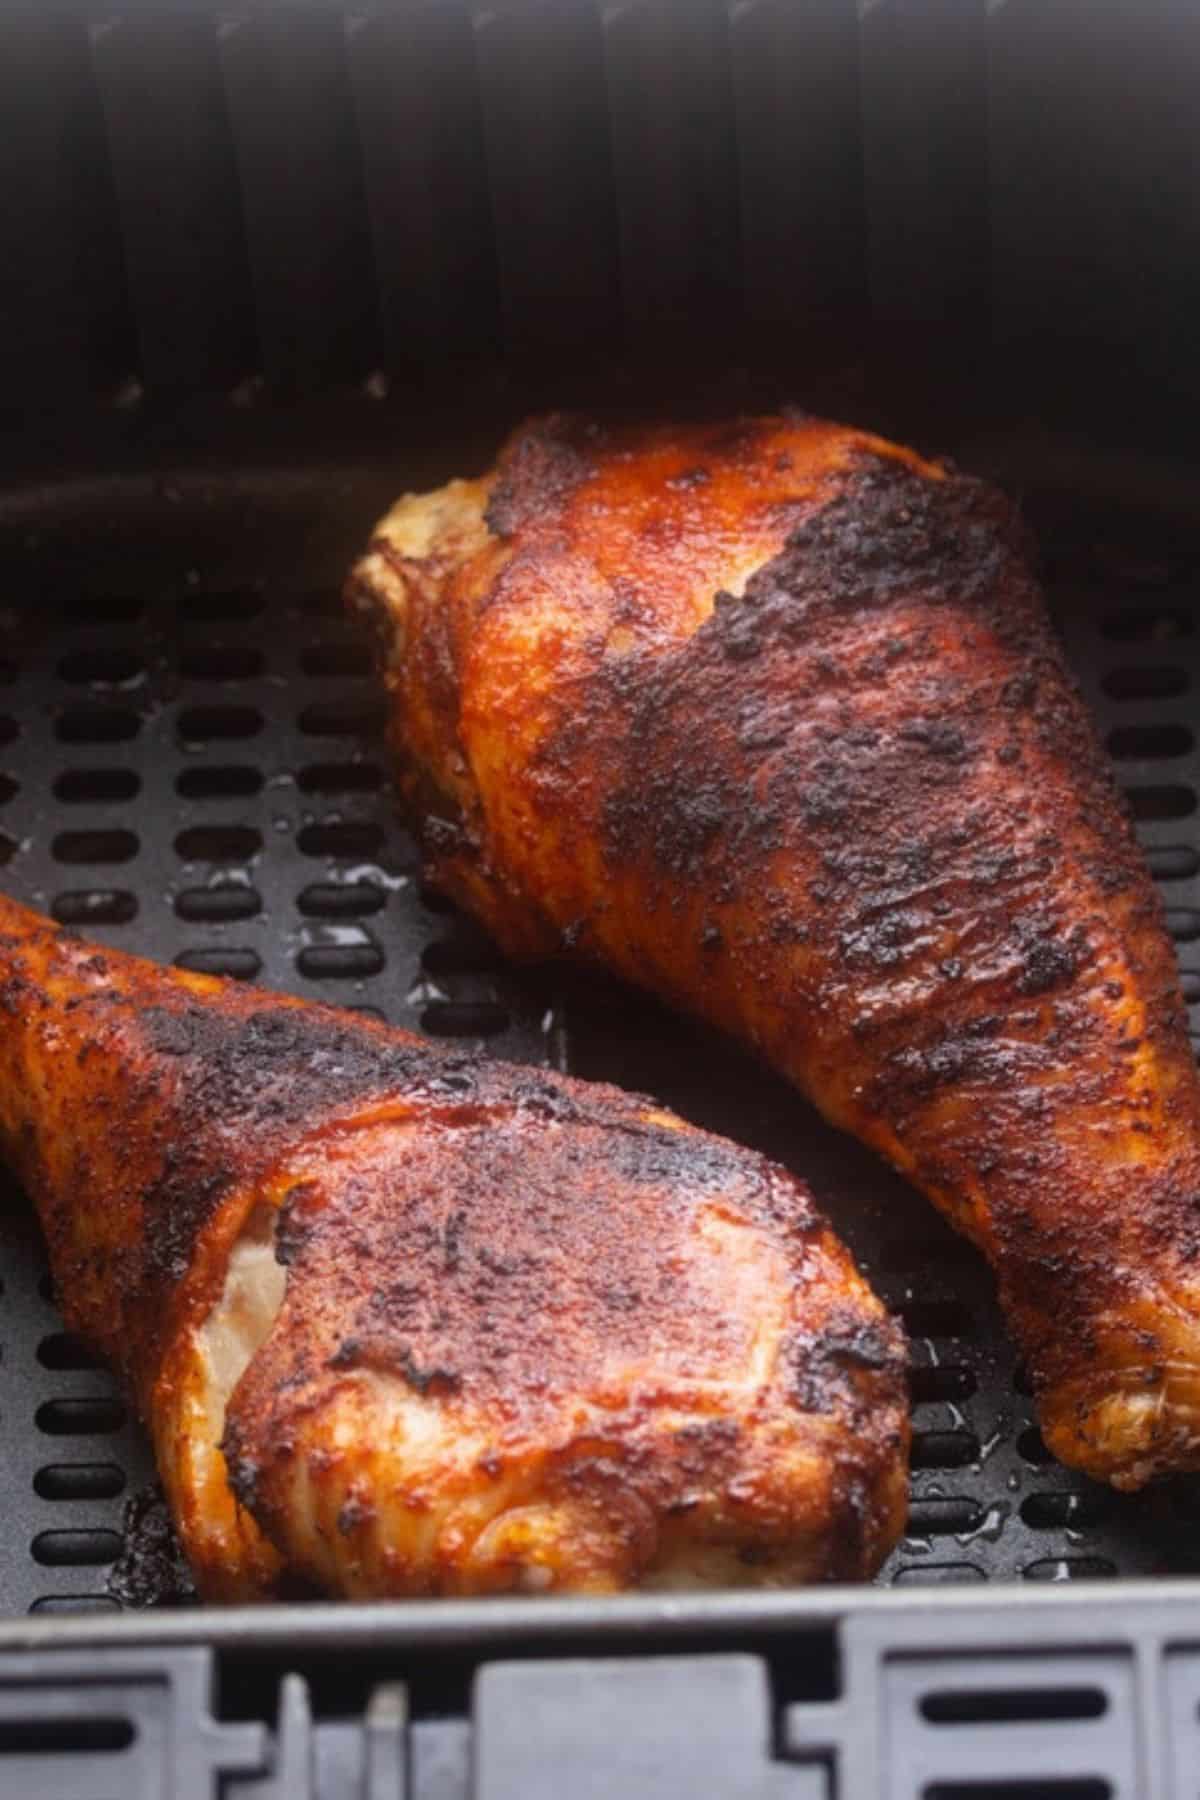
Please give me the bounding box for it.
[350,411,1200,1490]
[0,892,907,1599]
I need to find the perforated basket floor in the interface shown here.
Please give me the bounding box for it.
[0,447,1198,1615]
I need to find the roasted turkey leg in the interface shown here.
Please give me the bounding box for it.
[0,892,906,1600]
[349,411,1200,1490]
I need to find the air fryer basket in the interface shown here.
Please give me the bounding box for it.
[0,430,1198,1618]
[3,0,1200,1792]
[2,427,1199,1795]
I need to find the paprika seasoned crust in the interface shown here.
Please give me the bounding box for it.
[0,892,907,1600]
[350,410,1200,1492]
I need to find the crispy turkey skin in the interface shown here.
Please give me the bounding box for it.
[349,411,1200,1491]
[0,893,907,1600]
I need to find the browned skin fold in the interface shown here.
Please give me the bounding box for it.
[0,892,907,1600]
[348,410,1200,1492]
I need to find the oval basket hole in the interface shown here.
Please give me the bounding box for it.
[36,1397,125,1436]
[175,825,262,862]
[175,885,262,924]
[63,594,143,624]
[1107,723,1194,760]
[298,699,386,738]
[176,764,264,800]
[297,944,384,980]
[925,1784,1110,1800]
[899,1300,973,1337]
[909,1365,978,1405]
[299,588,344,616]
[52,890,138,927]
[1146,844,1200,881]
[34,1463,126,1502]
[907,1498,983,1538]
[1170,1480,1200,1522]
[297,762,384,795]
[1124,784,1196,821]
[0,773,16,805]
[56,706,139,744]
[177,705,263,743]
[921,1685,1106,1725]
[893,1564,986,1587]
[421,1001,511,1039]
[175,948,261,981]
[300,643,373,679]
[422,932,501,976]
[1023,1558,1117,1583]
[186,588,264,621]
[54,768,140,805]
[37,1332,103,1372]
[179,646,264,682]
[1102,665,1188,700]
[1165,909,1200,942]
[298,881,385,918]
[32,1529,122,1567]
[52,830,139,866]
[58,648,144,687]
[1092,543,1181,588]
[297,821,385,859]
[1020,1491,1111,1530]
[1102,605,1192,641]
[910,1430,979,1470]
[880,1235,982,1273]
[0,1714,133,1751]
[1017,1426,1057,1466]
[28,1596,121,1616]
[419,883,457,915]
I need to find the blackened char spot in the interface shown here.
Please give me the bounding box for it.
[757,455,1032,617]
[397,1347,462,1397]
[792,1313,905,1414]
[1003,672,1037,709]
[485,416,599,538]
[139,1002,438,1290]
[329,1336,362,1369]
[607,774,734,879]
[1015,925,1084,997]
[140,1009,192,1056]
[513,1078,584,1124]
[150,1154,225,1287]
[597,457,1036,887]
[877,1016,1009,1105]
[443,1207,466,1272]
[107,1483,197,1609]
[897,719,969,761]
[140,1004,433,1122]
[276,1183,320,1267]
[838,911,918,971]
